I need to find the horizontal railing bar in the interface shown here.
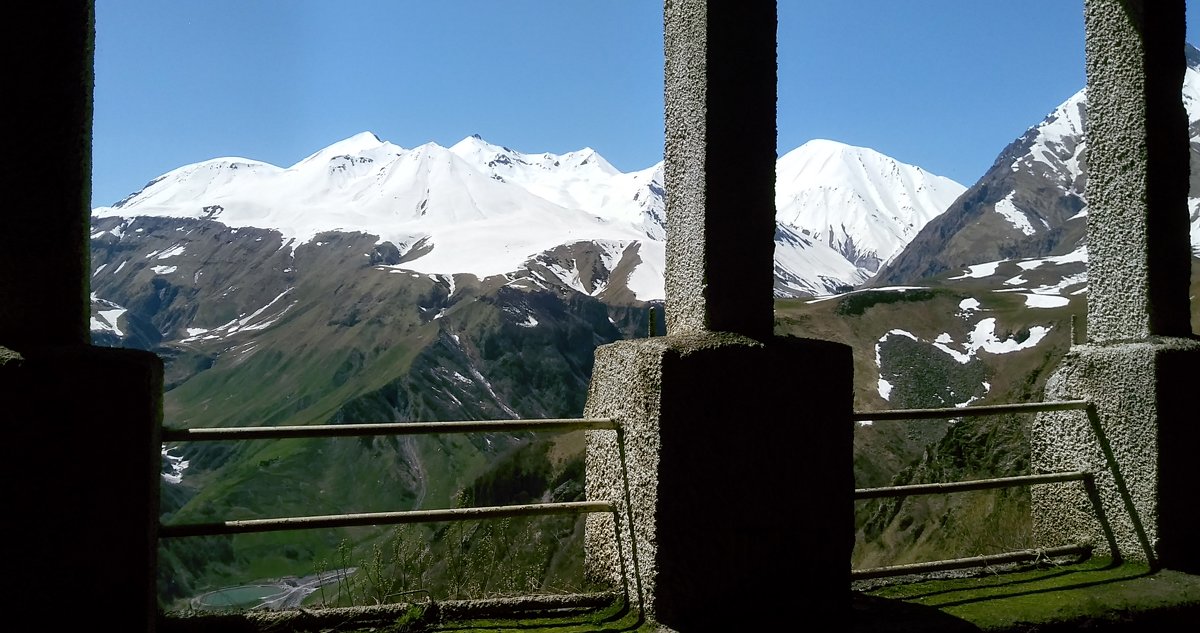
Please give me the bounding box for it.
[850,543,1092,581]
[160,500,616,538]
[162,417,619,442]
[851,399,1089,422]
[855,471,1090,500]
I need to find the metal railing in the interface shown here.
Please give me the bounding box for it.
[850,399,1097,581]
[161,417,619,442]
[161,417,618,538]
[159,416,640,613]
[161,500,616,538]
[849,399,1090,422]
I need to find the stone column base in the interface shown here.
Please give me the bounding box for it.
[1,345,163,629]
[584,332,851,629]
[1032,337,1200,572]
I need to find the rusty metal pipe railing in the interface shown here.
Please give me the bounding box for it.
[851,543,1093,581]
[162,417,618,442]
[855,471,1091,500]
[851,400,1089,422]
[160,500,616,538]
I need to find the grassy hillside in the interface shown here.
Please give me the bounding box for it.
[777,257,1199,569]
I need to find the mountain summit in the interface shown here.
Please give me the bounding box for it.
[875,43,1200,286]
[776,139,966,273]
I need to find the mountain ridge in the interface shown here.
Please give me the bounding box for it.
[95,134,964,302]
[874,43,1200,287]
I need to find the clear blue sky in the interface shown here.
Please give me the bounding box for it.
[92,1,1200,208]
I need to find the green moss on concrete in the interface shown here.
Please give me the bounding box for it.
[864,559,1200,630]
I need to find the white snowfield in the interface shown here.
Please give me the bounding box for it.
[94,133,965,302]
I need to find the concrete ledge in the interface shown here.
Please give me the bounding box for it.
[855,559,1200,632]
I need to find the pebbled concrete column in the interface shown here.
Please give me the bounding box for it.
[0,2,93,349]
[585,1,852,628]
[1082,0,1192,342]
[1033,0,1200,573]
[0,3,165,629]
[664,0,777,340]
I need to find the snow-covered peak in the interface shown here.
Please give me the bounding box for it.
[448,135,647,232]
[1011,43,1200,193]
[1007,88,1087,192]
[776,139,966,273]
[105,157,283,211]
[448,134,516,161]
[449,134,619,178]
[293,131,385,163]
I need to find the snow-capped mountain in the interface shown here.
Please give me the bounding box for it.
[98,132,956,301]
[875,43,1200,287]
[775,139,966,273]
[96,132,657,290]
[449,135,668,241]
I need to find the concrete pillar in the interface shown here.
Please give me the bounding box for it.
[585,2,852,628]
[0,3,93,348]
[1083,0,1192,342]
[0,3,165,629]
[664,0,777,340]
[1032,0,1200,573]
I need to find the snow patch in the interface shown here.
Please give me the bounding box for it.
[469,367,519,418]
[1022,293,1070,308]
[993,193,1037,236]
[91,307,127,336]
[151,265,177,275]
[205,288,296,337]
[1016,246,1088,270]
[156,244,186,259]
[877,378,893,401]
[162,445,190,484]
[805,285,927,304]
[948,260,1003,280]
[933,318,1052,364]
